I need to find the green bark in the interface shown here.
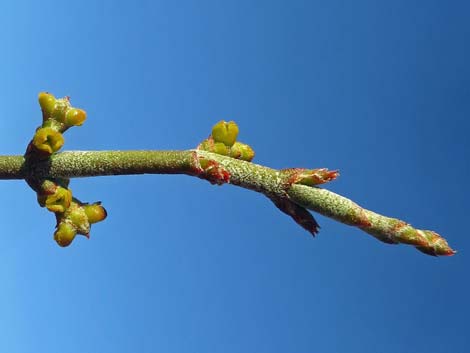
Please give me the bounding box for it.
[0,150,455,256]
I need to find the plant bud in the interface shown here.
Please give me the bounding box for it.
[54,222,77,247]
[197,138,212,151]
[84,204,107,224]
[65,108,87,126]
[38,92,57,118]
[296,168,339,186]
[32,127,64,155]
[211,120,239,147]
[213,142,230,155]
[230,142,255,162]
[44,186,72,213]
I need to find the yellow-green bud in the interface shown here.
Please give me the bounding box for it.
[84,204,107,224]
[197,139,211,151]
[197,138,230,155]
[40,179,59,195]
[295,169,339,186]
[44,186,72,213]
[32,127,64,155]
[199,157,210,170]
[213,142,230,155]
[211,120,239,147]
[54,222,77,247]
[230,142,255,162]
[38,92,57,118]
[65,108,87,126]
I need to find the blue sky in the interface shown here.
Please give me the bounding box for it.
[0,1,469,352]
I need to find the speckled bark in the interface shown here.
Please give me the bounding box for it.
[0,150,455,256]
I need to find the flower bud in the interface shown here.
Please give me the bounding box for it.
[197,138,229,155]
[54,222,77,247]
[230,142,255,162]
[32,127,64,155]
[211,120,239,147]
[197,138,212,151]
[213,142,230,155]
[295,168,339,186]
[44,186,72,213]
[65,108,87,126]
[38,92,56,118]
[84,203,107,224]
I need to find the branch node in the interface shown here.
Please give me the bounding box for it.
[25,92,106,247]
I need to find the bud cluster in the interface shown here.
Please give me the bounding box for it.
[25,92,106,247]
[198,120,255,162]
[30,93,87,157]
[54,201,107,247]
[34,179,106,247]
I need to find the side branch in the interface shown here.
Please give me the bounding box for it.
[0,150,454,256]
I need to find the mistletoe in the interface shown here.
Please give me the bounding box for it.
[0,92,455,256]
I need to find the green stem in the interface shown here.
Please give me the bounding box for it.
[0,150,455,256]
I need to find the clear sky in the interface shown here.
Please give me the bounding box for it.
[0,1,469,352]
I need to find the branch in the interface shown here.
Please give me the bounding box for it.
[1,92,454,255]
[0,150,456,256]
